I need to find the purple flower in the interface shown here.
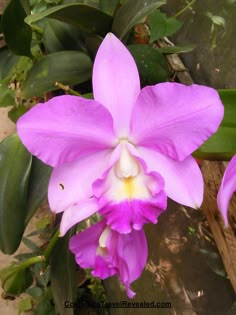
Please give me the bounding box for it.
[217,155,236,225]
[69,219,147,298]
[17,33,224,236]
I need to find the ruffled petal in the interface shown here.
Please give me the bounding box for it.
[137,146,203,208]
[17,95,116,167]
[92,255,117,279]
[93,33,140,137]
[94,165,167,233]
[69,220,106,268]
[217,155,236,225]
[48,149,114,213]
[60,198,98,236]
[70,220,147,299]
[98,198,166,234]
[130,83,224,161]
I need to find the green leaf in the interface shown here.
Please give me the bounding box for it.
[0,49,8,80]
[1,0,32,57]
[0,48,33,85]
[26,286,43,298]
[112,0,166,39]
[51,230,77,315]
[8,105,28,122]
[0,134,32,254]
[34,294,55,315]
[99,0,119,15]
[0,266,33,298]
[35,216,52,230]
[0,85,16,107]
[199,249,227,277]
[22,237,41,252]
[25,158,52,225]
[25,3,113,36]
[42,19,84,53]
[149,10,183,42]
[22,51,92,98]
[18,297,33,312]
[157,44,195,54]
[33,263,50,287]
[83,92,94,99]
[193,89,236,160]
[0,48,20,82]
[128,44,168,85]
[85,35,102,58]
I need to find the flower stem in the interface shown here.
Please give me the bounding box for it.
[16,256,45,271]
[30,24,44,35]
[1,256,45,284]
[55,82,81,96]
[44,229,60,261]
[1,229,60,287]
[173,0,197,18]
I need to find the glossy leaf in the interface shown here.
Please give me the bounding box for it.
[1,0,32,57]
[157,44,195,54]
[8,105,28,123]
[0,48,32,85]
[193,89,236,160]
[0,85,16,107]
[112,0,166,39]
[0,135,32,254]
[0,267,33,298]
[149,10,183,42]
[0,48,11,80]
[0,48,20,82]
[128,44,168,85]
[22,51,92,98]
[42,19,84,53]
[18,298,33,313]
[85,35,102,58]
[25,158,52,226]
[199,249,227,278]
[27,286,43,298]
[62,0,99,8]
[100,0,119,15]
[51,230,77,315]
[25,3,112,36]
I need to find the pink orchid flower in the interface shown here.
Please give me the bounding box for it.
[217,155,236,225]
[70,219,147,298]
[17,33,224,236]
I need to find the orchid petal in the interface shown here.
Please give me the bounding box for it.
[99,198,166,234]
[17,95,115,167]
[117,229,147,282]
[60,198,98,236]
[93,33,140,137]
[137,147,203,208]
[70,220,147,299]
[94,163,167,233]
[116,229,147,298]
[69,220,106,268]
[92,255,117,279]
[217,155,236,225]
[48,149,114,213]
[130,83,224,161]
